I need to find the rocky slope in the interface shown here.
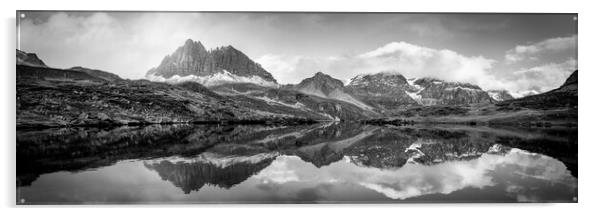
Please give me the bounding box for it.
[146,39,277,87]
[346,72,418,110]
[406,77,493,105]
[291,72,373,110]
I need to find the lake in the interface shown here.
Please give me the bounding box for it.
[16,122,577,204]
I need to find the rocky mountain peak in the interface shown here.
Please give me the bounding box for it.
[293,72,373,110]
[348,71,409,88]
[147,39,277,86]
[346,72,418,109]
[299,72,345,89]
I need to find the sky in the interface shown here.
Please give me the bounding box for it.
[17,12,577,96]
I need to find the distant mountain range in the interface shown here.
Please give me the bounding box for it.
[145,40,512,111]
[16,39,577,127]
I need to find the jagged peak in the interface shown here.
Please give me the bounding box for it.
[148,39,277,84]
[178,39,207,54]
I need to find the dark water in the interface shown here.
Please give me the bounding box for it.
[16,123,577,204]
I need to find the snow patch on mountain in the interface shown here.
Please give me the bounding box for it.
[488,91,504,101]
[328,89,373,110]
[405,90,422,102]
[147,70,279,87]
[406,78,426,104]
[254,96,307,109]
[407,78,424,91]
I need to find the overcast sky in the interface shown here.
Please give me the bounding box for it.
[18,12,577,96]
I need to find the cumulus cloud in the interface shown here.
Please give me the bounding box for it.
[257,41,504,90]
[504,35,577,63]
[501,59,577,97]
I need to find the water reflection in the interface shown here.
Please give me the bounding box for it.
[16,122,577,203]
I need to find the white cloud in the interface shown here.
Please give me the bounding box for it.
[502,59,577,97]
[257,41,503,90]
[505,35,577,63]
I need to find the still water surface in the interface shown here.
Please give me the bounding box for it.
[16,123,577,204]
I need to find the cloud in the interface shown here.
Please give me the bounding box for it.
[501,59,577,97]
[257,41,503,90]
[505,35,577,63]
[19,12,212,79]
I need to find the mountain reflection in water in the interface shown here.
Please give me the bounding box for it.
[16,122,577,203]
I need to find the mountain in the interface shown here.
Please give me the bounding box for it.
[346,72,418,110]
[146,39,277,87]
[487,90,514,102]
[405,78,493,105]
[17,49,47,68]
[291,72,373,110]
